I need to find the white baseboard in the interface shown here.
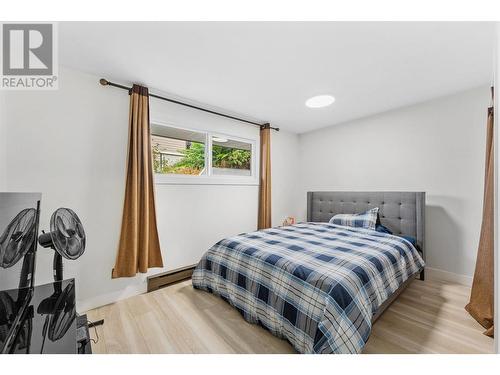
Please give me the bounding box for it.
[425,267,473,287]
[77,283,147,313]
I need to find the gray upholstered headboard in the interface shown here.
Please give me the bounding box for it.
[307,191,425,258]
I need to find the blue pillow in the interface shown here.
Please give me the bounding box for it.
[375,224,392,234]
[329,208,379,230]
[399,235,417,247]
[376,224,417,247]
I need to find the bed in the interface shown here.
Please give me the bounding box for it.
[192,191,425,354]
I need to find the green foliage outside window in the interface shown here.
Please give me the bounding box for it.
[152,141,251,175]
[212,145,251,170]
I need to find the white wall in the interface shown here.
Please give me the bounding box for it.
[298,86,490,279]
[4,67,131,310]
[2,66,299,311]
[271,129,300,226]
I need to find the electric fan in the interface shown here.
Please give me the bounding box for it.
[37,281,76,353]
[0,290,34,354]
[0,288,34,354]
[8,306,34,353]
[0,208,38,289]
[38,208,86,282]
[0,292,16,346]
[36,208,85,352]
[0,208,37,270]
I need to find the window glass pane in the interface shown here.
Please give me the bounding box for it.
[211,136,252,176]
[151,125,206,175]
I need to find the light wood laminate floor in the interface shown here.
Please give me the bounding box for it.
[86,276,494,354]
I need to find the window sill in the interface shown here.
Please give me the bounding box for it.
[154,174,259,186]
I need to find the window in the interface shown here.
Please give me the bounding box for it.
[151,122,257,185]
[212,136,252,176]
[151,125,207,176]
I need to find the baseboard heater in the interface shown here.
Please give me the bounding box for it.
[147,264,197,292]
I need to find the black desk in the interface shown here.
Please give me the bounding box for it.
[0,279,89,354]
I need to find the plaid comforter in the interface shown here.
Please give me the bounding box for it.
[192,222,425,354]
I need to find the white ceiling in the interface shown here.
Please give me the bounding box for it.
[60,22,495,134]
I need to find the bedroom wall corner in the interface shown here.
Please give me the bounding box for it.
[271,129,301,227]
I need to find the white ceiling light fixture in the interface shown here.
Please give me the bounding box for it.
[305,94,336,108]
[213,137,228,143]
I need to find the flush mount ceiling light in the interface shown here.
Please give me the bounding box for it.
[305,95,336,108]
[213,137,228,143]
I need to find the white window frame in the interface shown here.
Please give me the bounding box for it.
[151,120,258,186]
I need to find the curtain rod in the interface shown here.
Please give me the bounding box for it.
[99,78,279,131]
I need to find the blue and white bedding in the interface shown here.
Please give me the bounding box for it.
[192,222,425,354]
[329,207,379,230]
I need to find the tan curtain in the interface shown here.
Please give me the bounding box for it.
[465,94,494,337]
[258,125,272,229]
[112,84,164,278]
